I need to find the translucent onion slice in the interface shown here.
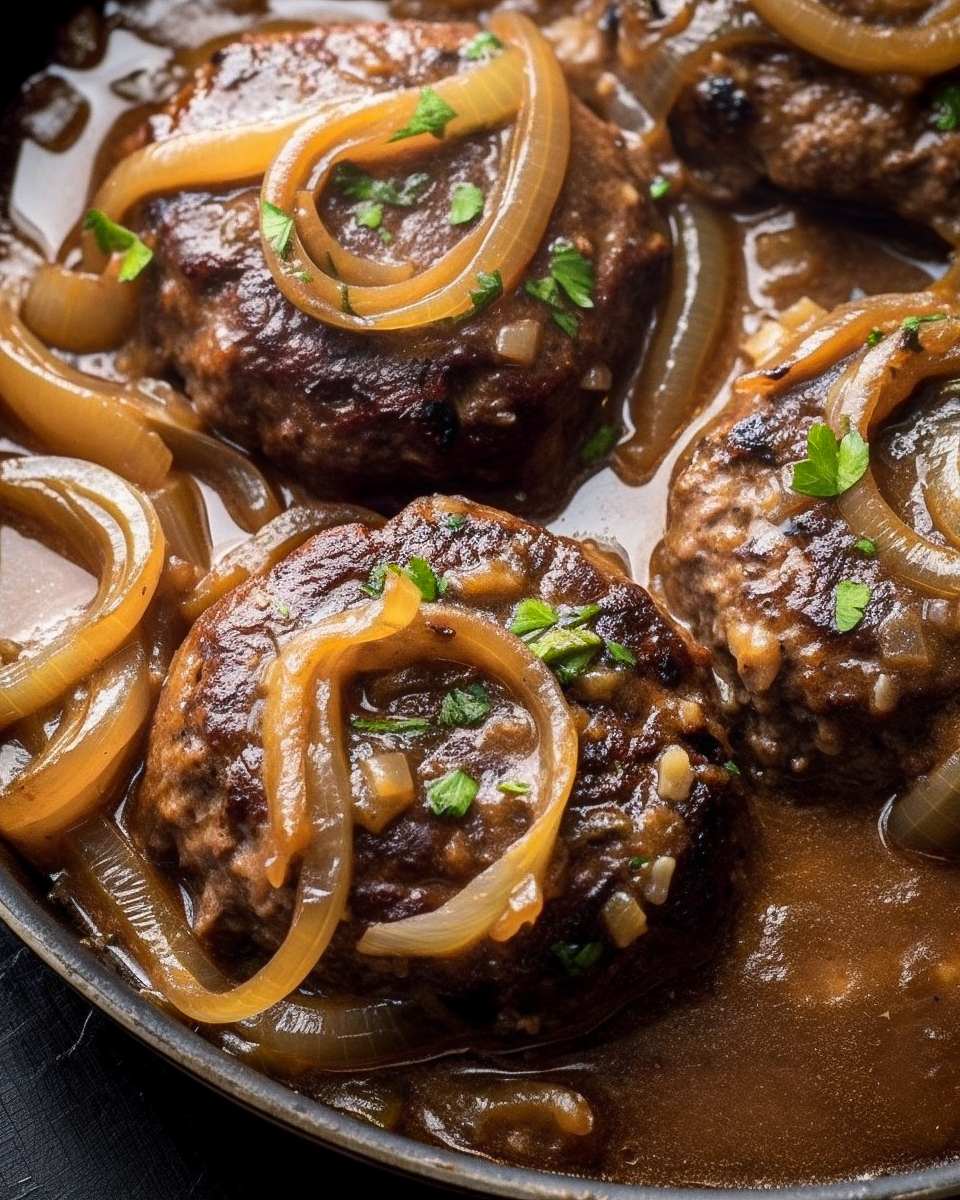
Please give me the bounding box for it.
[21,258,138,353]
[0,642,151,853]
[0,302,170,488]
[0,456,164,730]
[826,315,960,596]
[180,503,380,622]
[149,473,212,571]
[262,12,570,330]
[735,291,949,400]
[885,744,960,857]
[750,0,960,75]
[260,572,423,888]
[355,605,577,958]
[922,424,960,551]
[614,199,734,485]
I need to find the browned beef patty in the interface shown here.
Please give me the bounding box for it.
[655,346,960,804]
[134,496,742,1051]
[126,21,668,516]
[665,8,960,233]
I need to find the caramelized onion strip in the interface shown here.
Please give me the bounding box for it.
[922,425,960,550]
[614,199,734,485]
[750,0,960,75]
[262,13,570,330]
[21,258,138,353]
[826,316,960,595]
[0,302,171,488]
[0,456,164,729]
[0,643,151,853]
[356,605,578,958]
[885,745,960,857]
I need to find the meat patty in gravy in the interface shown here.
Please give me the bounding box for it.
[135,495,742,1051]
[124,21,669,516]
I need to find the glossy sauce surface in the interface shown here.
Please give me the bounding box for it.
[2,0,960,1188]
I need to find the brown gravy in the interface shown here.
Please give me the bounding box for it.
[2,1,960,1188]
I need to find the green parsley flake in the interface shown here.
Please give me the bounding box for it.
[564,604,601,628]
[649,176,671,200]
[901,312,947,350]
[580,424,619,464]
[340,283,357,316]
[835,580,871,633]
[260,200,294,259]
[866,327,884,347]
[528,626,602,685]
[497,780,531,795]
[449,182,485,226]
[550,240,595,309]
[604,639,636,667]
[553,941,603,977]
[389,88,458,142]
[273,600,291,618]
[461,30,504,60]
[444,513,466,532]
[855,537,877,556]
[292,270,314,283]
[628,856,649,870]
[723,761,741,776]
[552,310,579,338]
[791,422,869,498]
[83,209,154,281]
[355,201,384,231]
[427,768,479,818]
[361,560,447,601]
[934,84,960,132]
[439,683,491,728]
[466,269,503,317]
[351,715,431,736]
[333,162,430,207]
[509,597,559,637]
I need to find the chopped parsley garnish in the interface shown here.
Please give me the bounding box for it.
[362,559,447,601]
[439,683,491,728]
[465,269,503,317]
[528,626,602,685]
[580,424,619,463]
[292,270,314,283]
[835,580,871,633]
[444,513,466,532]
[83,209,154,281]
[604,639,636,667]
[901,312,947,350]
[333,162,430,207]
[723,761,741,776]
[260,200,294,259]
[629,856,649,870]
[933,83,960,132]
[448,181,485,226]
[355,200,391,243]
[854,536,877,556]
[550,240,595,309]
[551,310,579,338]
[565,604,601,628]
[273,600,290,618]
[509,597,559,637]
[553,941,603,977]
[461,30,504,60]
[791,422,869,498]
[340,284,357,316]
[866,327,884,347]
[649,176,671,200]
[389,88,458,142]
[427,768,479,817]
[524,274,578,337]
[351,715,431,736]
[497,780,531,795]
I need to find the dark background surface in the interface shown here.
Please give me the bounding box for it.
[0,920,457,1200]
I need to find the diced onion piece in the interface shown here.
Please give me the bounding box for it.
[262,13,570,331]
[21,258,138,353]
[0,642,150,853]
[0,456,164,730]
[656,744,693,802]
[601,890,648,948]
[886,743,960,857]
[644,855,676,906]
[751,0,960,75]
[260,572,423,887]
[355,752,415,833]
[495,319,541,366]
[356,604,577,958]
[742,296,827,366]
[181,504,379,622]
[579,364,612,391]
[0,301,170,488]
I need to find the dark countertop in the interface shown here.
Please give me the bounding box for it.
[0,920,456,1200]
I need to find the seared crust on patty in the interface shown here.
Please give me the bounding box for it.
[134,496,741,1050]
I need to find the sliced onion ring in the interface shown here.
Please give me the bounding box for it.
[0,642,151,854]
[21,258,138,353]
[885,744,960,857]
[354,604,578,959]
[0,456,164,730]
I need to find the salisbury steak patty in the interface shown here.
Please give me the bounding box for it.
[135,496,741,1050]
[126,21,668,515]
[665,2,960,234]
[655,324,960,803]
